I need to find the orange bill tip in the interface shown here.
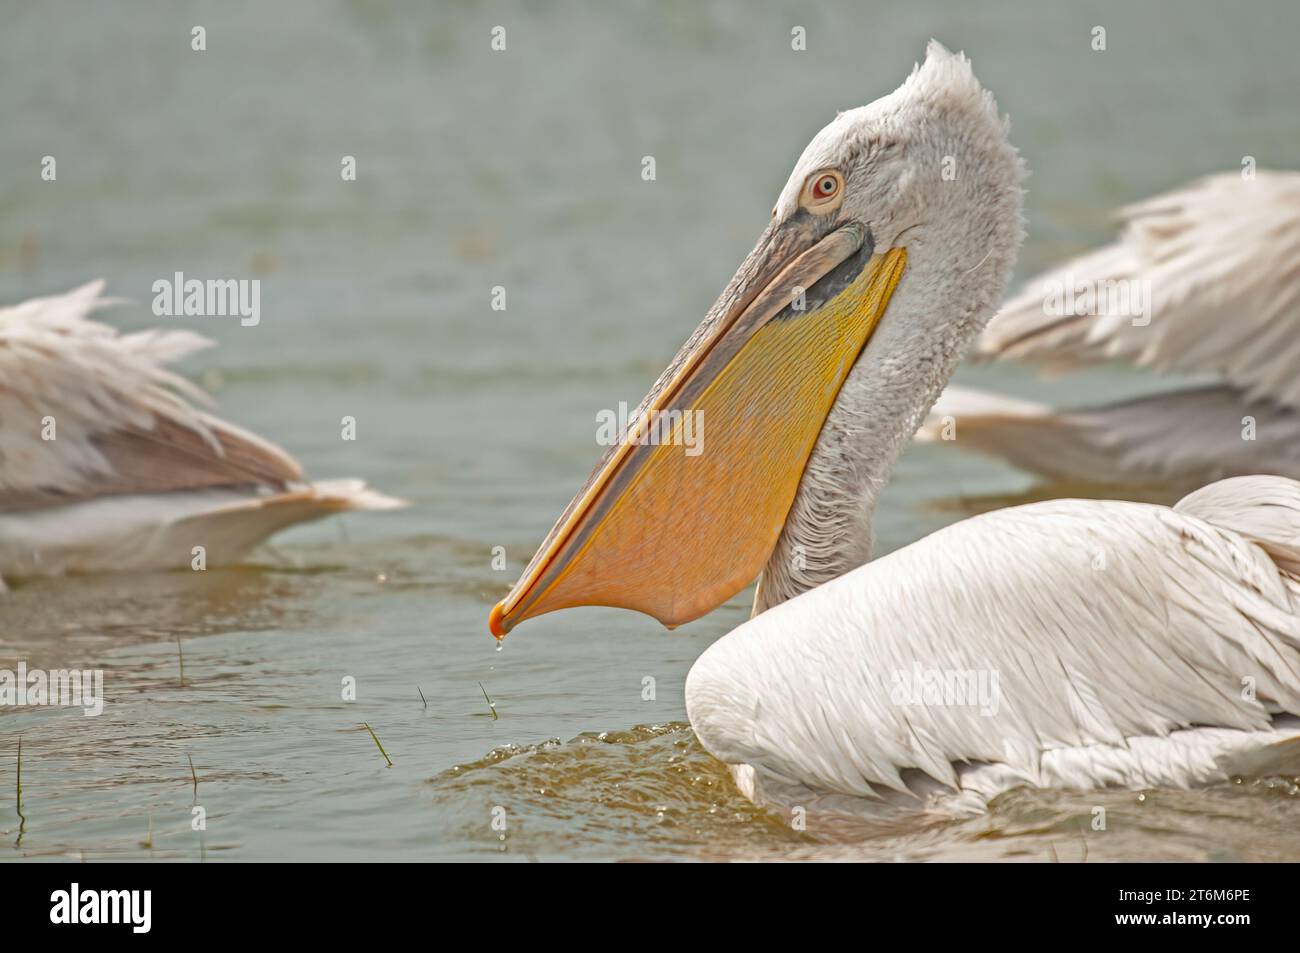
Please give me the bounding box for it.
[488,601,508,639]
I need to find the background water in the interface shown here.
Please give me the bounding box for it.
[3,0,1299,861]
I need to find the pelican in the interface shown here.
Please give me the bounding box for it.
[917,170,1300,494]
[490,43,1300,819]
[0,280,403,587]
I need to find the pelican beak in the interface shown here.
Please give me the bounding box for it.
[489,213,907,637]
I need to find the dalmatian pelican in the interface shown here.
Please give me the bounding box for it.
[490,43,1300,817]
[918,170,1300,495]
[0,280,403,587]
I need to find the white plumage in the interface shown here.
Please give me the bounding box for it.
[0,281,402,584]
[499,43,1300,823]
[919,383,1300,490]
[688,477,1300,817]
[922,171,1300,490]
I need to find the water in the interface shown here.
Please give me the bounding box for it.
[3,0,1299,861]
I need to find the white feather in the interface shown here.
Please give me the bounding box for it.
[917,383,1300,489]
[688,477,1300,818]
[925,172,1300,488]
[0,282,404,580]
[977,170,1300,408]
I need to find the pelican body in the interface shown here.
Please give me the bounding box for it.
[491,44,1300,818]
[0,281,403,585]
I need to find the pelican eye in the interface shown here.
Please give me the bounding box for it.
[802,170,844,211]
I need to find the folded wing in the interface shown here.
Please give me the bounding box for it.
[975,171,1300,408]
[0,280,302,512]
[686,477,1300,809]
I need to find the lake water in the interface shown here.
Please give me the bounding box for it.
[3,0,1299,861]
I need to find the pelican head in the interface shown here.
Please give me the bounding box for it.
[491,41,1024,637]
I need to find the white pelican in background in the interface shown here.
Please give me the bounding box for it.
[490,44,1300,818]
[0,280,402,587]
[918,170,1300,494]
